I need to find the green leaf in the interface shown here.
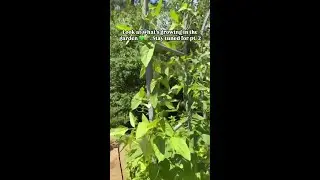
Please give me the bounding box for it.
[131,96,142,110]
[154,0,163,16]
[115,24,132,31]
[160,78,170,89]
[138,87,146,98]
[140,43,155,67]
[110,126,128,136]
[159,159,171,178]
[165,101,175,109]
[150,93,158,108]
[142,113,149,122]
[160,119,166,132]
[152,136,166,162]
[148,118,160,130]
[150,79,157,93]
[139,136,153,159]
[170,137,191,161]
[165,122,174,137]
[170,85,183,94]
[136,121,149,139]
[165,67,169,76]
[192,113,205,120]
[154,63,161,73]
[169,22,178,30]
[143,103,152,109]
[140,66,146,78]
[131,88,145,110]
[202,134,210,145]
[148,164,160,180]
[178,3,188,12]
[170,10,179,23]
[129,112,136,127]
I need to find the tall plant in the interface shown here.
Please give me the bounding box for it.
[111,0,210,179]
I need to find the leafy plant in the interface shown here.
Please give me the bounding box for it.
[110,0,210,179]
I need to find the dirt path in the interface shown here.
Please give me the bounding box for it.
[110,139,127,180]
[110,148,123,180]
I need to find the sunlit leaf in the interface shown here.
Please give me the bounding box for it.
[170,137,191,161]
[151,79,157,93]
[152,136,165,162]
[140,43,155,67]
[142,113,149,122]
[170,10,179,23]
[202,134,210,145]
[178,3,188,12]
[110,126,128,136]
[115,24,132,31]
[150,93,158,108]
[136,121,149,139]
[129,112,136,127]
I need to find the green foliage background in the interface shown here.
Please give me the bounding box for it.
[110,4,143,128]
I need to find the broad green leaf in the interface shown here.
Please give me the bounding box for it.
[159,159,170,178]
[138,87,146,98]
[175,117,188,127]
[169,22,178,30]
[138,161,147,171]
[140,43,155,67]
[140,66,146,78]
[148,164,160,180]
[148,118,160,130]
[150,79,157,93]
[165,122,174,137]
[152,136,165,162]
[142,113,149,122]
[192,113,205,120]
[165,101,175,109]
[154,63,161,73]
[131,97,141,110]
[202,134,210,145]
[170,85,183,94]
[162,41,171,48]
[165,67,169,76]
[143,103,152,109]
[160,119,166,132]
[170,137,191,161]
[150,93,158,108]
[129,112,136,127]
[178,3,188,12]
[176,102,180,110]
[170,10,179,23]
[110,126,128,136]
[139,136,153,159]
[115,24,132,31]
[189,83,209,93]
[136,121,149,139]
[160,78,170,89]
[131,88,145,110]
[154,0,163,16]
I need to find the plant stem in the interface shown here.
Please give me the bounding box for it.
[200,9,210,35]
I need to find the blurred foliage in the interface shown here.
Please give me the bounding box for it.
[110,4,143,128]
